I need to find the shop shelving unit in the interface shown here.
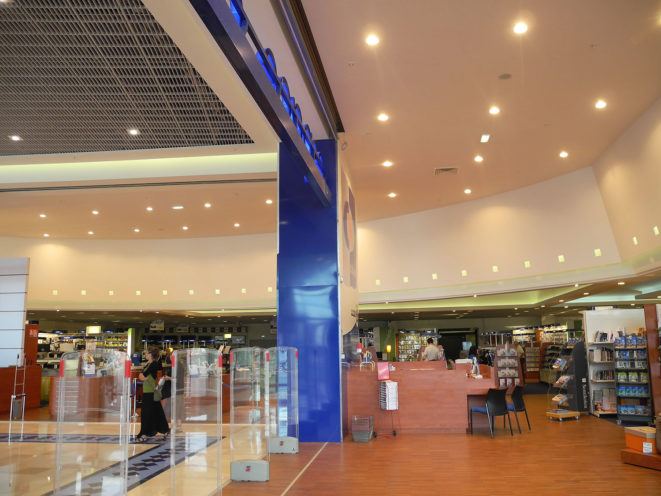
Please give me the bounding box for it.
[549,341,588,412]
[586,330,616,417]
[582,308,647,422]
[396,333,427,361]
[615,334,654,425]
[540,343,562,384]
[524,344,540,382]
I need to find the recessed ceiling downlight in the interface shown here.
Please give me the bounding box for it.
[489,106,500,115]
[559,150,569,158]
[9,135,22,141]
[377,113,389,121]
[127,128,140,136]
[464,188,472,195]
[595,99,607,109]
[365,34,380,46]
[513,22,528,34]
[387,192,397,198]
[171,205,184,210]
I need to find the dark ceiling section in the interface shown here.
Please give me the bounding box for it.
[0,0,253,156]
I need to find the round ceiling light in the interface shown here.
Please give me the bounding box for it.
[595,99,607,109]
[513,22,528,34]
[489,106,500,115]
[365,34,380,46]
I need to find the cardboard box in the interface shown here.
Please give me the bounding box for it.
[624,426,656,453]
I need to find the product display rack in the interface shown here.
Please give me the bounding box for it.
[493,343,522,388]
[548,341,588,412]
[615,334,654,425]
[586,331,617,417]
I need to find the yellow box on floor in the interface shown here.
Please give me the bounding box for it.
[624,426,656,453]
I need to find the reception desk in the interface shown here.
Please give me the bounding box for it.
[345,361,494,434]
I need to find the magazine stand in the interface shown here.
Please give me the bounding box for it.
[266,347,299,454]
[169,348,223,495]
[53,350,130,495]
[229,347,270,481]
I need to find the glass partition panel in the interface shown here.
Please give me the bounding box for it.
[54,350,130,495]
[267,347,299,453]
[169,348,223,495]
[229,347,269,481]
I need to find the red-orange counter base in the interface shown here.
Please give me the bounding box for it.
[621,449,661,471]
[0,366,42,413]
[346,361,494,435]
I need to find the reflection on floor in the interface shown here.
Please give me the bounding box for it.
[1,395,661,495]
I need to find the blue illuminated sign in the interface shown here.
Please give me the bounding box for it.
[229,0,324,179]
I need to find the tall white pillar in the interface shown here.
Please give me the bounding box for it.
[0,258,29,367]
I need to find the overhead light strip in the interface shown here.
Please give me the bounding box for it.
[0,177,276,194]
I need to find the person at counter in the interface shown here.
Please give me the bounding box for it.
[422,338,441,361]
[136,348,170,442]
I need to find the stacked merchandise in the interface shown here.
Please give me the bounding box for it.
[494,344,521,388]
[615,334,653,424]
[379,380,398,411]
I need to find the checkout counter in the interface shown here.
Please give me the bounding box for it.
[345,361,494,434]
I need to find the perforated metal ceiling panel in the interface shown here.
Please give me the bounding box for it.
[0,0,253,156]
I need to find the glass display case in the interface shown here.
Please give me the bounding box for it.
[267,346,299,454]
[229,347,270,481]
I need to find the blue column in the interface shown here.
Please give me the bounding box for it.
[277,139,341,443]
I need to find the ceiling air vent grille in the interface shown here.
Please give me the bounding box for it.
[433,167,458,176]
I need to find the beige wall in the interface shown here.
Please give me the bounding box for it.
[592,98,661,261]
[357,167,621,299]
[0,234,276,311]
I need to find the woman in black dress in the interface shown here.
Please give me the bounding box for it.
[160,348,173,417]
[136,348,170,442]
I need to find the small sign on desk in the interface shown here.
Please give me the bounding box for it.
[377,362,390,380]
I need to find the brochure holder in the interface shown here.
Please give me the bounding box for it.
[267,347,299,454]
[53,350,130,495]
[169,348,223,495]
[229,347,270,481]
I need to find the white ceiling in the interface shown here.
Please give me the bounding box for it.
[303,0,661,220]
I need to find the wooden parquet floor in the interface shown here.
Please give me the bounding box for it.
[224,394,661,496]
